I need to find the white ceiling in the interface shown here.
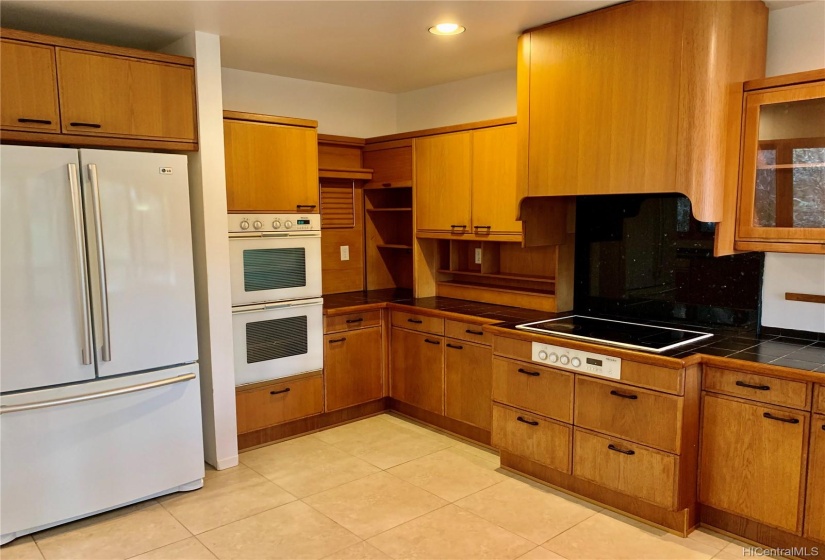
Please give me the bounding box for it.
[0,1,813,93]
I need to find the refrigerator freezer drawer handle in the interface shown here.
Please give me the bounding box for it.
[0,373,196,415]
[68,163,93,365]
[88,163,112,362]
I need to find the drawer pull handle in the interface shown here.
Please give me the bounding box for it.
[446,343,463,350]
[69,122,102,128]
[822,424,825,431]
[518,368,541,377]
[763,412,799,424]
[517,416,539,426]
[18,118,52,124]
[608,444,635,456]
[465,329,484,336]
[407,318,423,324]
[609,390,638,400]
[296,204,317,209]
[270,388,291,395]
[345,318,364,324]
[424,338,441,345]
[382,182,392,187]
[736,380,771,391]
[329,337,347,343]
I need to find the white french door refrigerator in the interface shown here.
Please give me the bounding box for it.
[0,145,204,544]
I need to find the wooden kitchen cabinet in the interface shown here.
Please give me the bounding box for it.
[390,327,444,414]
[472,124,520,235]
[0,39,60,133]
[444,339,492,430]
[324,327,383,412]
[224,113,320,213]
[699,393,809,534]
[415,131,472,233]
[805,414,825,542]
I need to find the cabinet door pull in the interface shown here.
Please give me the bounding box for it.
[424,338,441,345]
[296,204,317,209]
[69,122,102,128]
[329,337,347,343]
[518,368,541,377]
[18,118,52,125]
[270,388,291,395]
[608,444,635,456]
[446,343,463,350]
[609,390,638,400]
[763,412,799,424]
[345,318,363,324]
[465,329,484,336]
[474,225,492,230]
[517,416,539,426]
[821,423,825,431]
[407,318,423,324]
[382,182,392,187]
[450,224,467,229]
[736,380,770,391]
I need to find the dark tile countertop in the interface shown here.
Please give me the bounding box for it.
[323,290,825,374]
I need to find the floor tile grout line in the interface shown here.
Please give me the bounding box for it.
[121,533,193,560]
[297,496,373,544]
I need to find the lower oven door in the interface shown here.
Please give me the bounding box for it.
[232,298,324,386]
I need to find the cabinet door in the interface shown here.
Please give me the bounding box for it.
[324,327,383,412]
[471,125,521,234]
[57,48,196,141]
[699,394,809,533]
[0,40,60,132]
[390,328,444,414]
[224,119,320,212]
[414,132,471,232]
[805,414,825,542]
[445,339,492,430]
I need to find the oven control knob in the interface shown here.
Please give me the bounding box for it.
[560,355,570,366]
[240,220,250,230]
[253,220,263,230]
[571,357,582,368]
[272,220,281,229]
[284,220,293,229]
[538,350,548,361]
[548,353,558,363]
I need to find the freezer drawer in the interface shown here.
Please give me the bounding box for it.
[0,365,205,543]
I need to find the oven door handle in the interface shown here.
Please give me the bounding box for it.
[265,299,324,310]
[261,232,321,238]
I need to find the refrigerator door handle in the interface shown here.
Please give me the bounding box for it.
[87,163,112,362]
[68,163,93,365]
[0,373,196,415]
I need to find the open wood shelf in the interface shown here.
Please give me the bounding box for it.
[364,182,412,190]
[437,280,554,297]
[377,244,413,250]
[367,207,413,212]
[437,269,556,285]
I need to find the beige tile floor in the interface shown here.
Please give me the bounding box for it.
[1,413,770,560]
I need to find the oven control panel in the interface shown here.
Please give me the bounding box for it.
[531,342,621,380]
[228,213,320,233]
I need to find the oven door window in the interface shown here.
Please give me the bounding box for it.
[246,315,308,364]
[243,248,307,291]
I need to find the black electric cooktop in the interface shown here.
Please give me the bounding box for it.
[516,315,713,353]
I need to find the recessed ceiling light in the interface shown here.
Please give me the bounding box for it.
[429,23,466,36]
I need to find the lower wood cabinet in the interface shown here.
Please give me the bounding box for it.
[492,403,571,473]
[699,394,809,534]
[235,374,323,434]
[390,327,444,414]
[445,339,492,430]
[806,414,825,542]
[324,327,383,412]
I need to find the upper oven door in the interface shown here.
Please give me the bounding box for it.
[229,233,322,306]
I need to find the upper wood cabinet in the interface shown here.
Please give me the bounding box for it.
[0,28,198,150]
[223,112,319,213]
[517,1,768,225]
[472,125,520,235]
[0,39,60,133]
[735,71,825,254]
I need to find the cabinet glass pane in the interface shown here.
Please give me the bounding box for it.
[754,97,825,228]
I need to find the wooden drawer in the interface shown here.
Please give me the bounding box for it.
[703,366,811,410]
[573,428,678,510]
[574,376,682,454]
[391,310,444,335]
[492,357,573,423]
[236,374,323,434]
[491,403,571,473]
[325,310,382,333]
[814,385,825,415]
[493,335,684,395]
[445,319,492,346]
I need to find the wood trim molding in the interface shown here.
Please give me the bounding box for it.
[318,134,366,146]
[744,69,825,92]
[0,27,194,66]
[319,167,373,180]
[785,292,825,304]
[0,130,198,152]
[734,241,825,255]
[365,117,517,145]
[222,110,318,128]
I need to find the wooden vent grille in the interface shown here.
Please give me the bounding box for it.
[320,180,355,229]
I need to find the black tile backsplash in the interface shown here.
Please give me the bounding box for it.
[574,194,764,328]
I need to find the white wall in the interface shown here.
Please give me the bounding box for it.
[396,69,517,131]
[164,32,239,470]
[760,1,825,333]
[221,68,396,137]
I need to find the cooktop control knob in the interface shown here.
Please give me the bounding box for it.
[548,353,559,363]
[560,355,570,366]
[272,220,281,229]
[538,350,548,361]
[240,220,250,230]
[253,220,263,230]
[284,220,293,229]
[571,357,582,367]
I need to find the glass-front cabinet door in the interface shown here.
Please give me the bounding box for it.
[737,77,825,252]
